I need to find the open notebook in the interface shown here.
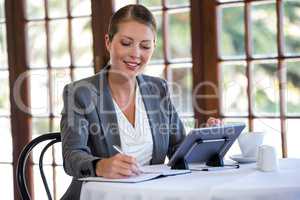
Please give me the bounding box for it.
[79,164,191,183]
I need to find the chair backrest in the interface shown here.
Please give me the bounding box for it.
[17,132,61,200]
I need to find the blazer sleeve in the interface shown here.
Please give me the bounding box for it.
[60,84,101,178]
[161,80,186,158]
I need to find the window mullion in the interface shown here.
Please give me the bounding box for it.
[162,0,170,80]
[277,0,287,158]
[66,0,74,81]
[191,0,219,126]
[91,0,113,73]
[244,2,254,131]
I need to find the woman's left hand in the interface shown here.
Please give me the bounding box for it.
[206,117,223,127]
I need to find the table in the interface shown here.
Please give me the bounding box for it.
[80,158,300,200]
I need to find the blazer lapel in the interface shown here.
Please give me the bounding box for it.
[92,69,166,162]
[137,76,163,164]
[93,68,121,156]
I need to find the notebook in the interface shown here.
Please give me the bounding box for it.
[79,164,190,183]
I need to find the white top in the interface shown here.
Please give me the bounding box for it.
[112,83,153,166]
[80,158,300,200]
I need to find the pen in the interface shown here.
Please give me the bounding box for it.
[113,145,124,154]
[198,164,240,171]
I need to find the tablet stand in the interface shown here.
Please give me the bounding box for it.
[206,154,224,167]
[171,158,189,170]
[171,137,233,170]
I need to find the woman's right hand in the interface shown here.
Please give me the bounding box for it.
[95,154,141,179]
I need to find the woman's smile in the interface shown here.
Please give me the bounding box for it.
[123,60,141,71]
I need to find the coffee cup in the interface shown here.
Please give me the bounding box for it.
[257,145,278,172]
[238,132,264,158]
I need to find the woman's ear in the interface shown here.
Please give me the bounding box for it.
[105,34,111,51]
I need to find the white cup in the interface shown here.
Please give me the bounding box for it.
[238,132,264,158]
[257,145,279,172]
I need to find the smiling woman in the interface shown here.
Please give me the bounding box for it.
[60,4,220,200]
[60,4,185,200]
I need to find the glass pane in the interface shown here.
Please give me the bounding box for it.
[55,166,72,199]
[114,0,137,11]
[71,0,91,16]
[73,67,94,81]
[32,117,52,164]
[223,118,249,159]
[253,118,282,157]
[218,0,241,2]
[251,2,277,57]
[0,118,12,162]
[54,142,63,165]
[223,118,249,130]
[0,164,14,200]
[143,64,164,78]
[53,117,61,133]
[169,64,193,115]
[0,0,4,21]
[221,62,248,115]
[284,1,300,55]
[51,69,71,116]
[220,4,245,58]
[139,0,161,8]
[151,12,163,62]
[26,0,45,20]
[169,10,191,60]
[181,117,194,134]
[49,19,70,67]
[252,61,280,116]
[33,165,53,199]
[32,118,50,136]
[72,18,93,67]
[48,0,67,18]
[30,70,49,115]
[287,119,300,158]
[167,0,189,6]
[286,60,300,115]
[0,23,8,69]
[27,22,47,68]
[0,71,10,115]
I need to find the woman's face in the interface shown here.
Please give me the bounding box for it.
[105,20,156,78]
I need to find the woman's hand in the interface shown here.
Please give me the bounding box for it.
[95,154,141,179]
[206,117,223,127]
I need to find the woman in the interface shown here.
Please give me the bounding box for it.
[61,4,221,199]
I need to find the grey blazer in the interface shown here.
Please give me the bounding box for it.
[60,66,186,200]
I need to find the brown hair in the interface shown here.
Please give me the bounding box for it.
[108,4,157,41]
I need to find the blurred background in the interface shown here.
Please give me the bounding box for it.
[1,0,300,199]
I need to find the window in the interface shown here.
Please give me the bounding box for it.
[114,0,194,133]
[25,0,94,198]
[3,0,299,199]
[218,0,300,158]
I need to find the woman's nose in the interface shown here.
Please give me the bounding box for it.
[129,46,141,58]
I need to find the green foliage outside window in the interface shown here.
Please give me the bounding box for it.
[221,2,300,115]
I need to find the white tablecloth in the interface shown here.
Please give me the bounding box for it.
[80,158,300,200]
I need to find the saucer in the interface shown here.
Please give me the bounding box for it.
[230,154,256,163]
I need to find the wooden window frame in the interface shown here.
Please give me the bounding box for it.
[191,0,300,158]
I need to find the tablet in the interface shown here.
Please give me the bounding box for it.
[168,123,246,169]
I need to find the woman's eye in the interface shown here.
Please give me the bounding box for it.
[141,45,151,50]
[121,41,131,46]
